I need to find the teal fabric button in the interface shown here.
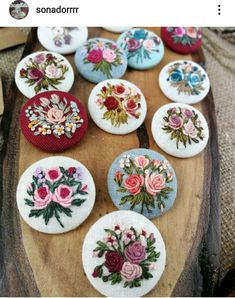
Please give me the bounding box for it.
[107,148,177,219]
[75,38,127,83]
[117,29,164,70]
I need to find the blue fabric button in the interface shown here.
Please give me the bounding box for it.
[117,29,164,70]
[74,38,128,83]
[107,148,177,219]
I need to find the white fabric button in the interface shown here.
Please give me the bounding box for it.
[15,51,74,98]
[103,27,133,33]
[37,27,88,54]
[159,60,210,104]
[88,79,147,134]
[151,103,209,158]
[82,210,166,297]
[16,156,96,234]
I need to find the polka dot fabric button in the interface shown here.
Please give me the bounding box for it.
[161,27,202,54]
[88,79,147,135]
[16,156,96,234]
[37,27,88,55]
[159,60,210,104]
[107,149,177,219]
[151,103,209,158]
[20,91,88,152]
[82,210,166,297]
[103,27,133,33]
[117,28,164,70]
[15,51,74,98]
[75,38,127,83]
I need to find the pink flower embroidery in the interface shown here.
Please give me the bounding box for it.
[186,27,197,39]
[143,39,155,52]
[123,174,144,195]
[45,108,66,124]
[123,99,140,118]
[45,167,63,182]
[145,170,165,196]
[45,65,63,79]
[122,229,136,245]
[102,48,117,63]
[33,53,46,64]
[34,185,53,209]
[124,241,146,264]
[168,115,183,129]
[28,68,44,81]
[53,184,73,207]
[183,120,198,138]
[174,27,186,37]
[134,156,149,169]
[120,262,142,281]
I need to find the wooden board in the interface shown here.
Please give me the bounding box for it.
[0,28,220,297]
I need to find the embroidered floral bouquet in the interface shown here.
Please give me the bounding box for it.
[92,224,160,288]
[82,40,124,78]
[52,27,78,47]
[96,82,141,127]
[167,27,202,46]
[25,166,88,228]
[167,61,206,95]
[119,29,161,63]
[114,155,173,214]
[25,93,84,138]
[20,53,69,94]
[162,106,204,148]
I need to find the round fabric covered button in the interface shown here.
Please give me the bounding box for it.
[82,210,166,297]
[15,51,74,98]
[159,60,210,104]
[16,156,96,234]
[20,91,88,152]
[117,28,164,70]
[151,103,209,158]
[88,79,147,134]
[103,27,133,33]
[161,27,202,54]
[37,27,88,55]
[74,38,127,83]
[107,149,177,219]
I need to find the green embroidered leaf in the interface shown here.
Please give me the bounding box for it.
[71,199,86,206]
[29,208,45,218]
[25,199,35,207]
[110,272,122,285]
[119,195,134,205]
[117,188,126,193]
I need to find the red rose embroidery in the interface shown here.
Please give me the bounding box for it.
[104,96,119,110]
[87,49,103,64]
[104,251,124,273]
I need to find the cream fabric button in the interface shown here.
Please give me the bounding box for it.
[82,210,166,297]
[15,51,74,98]
[16,156,96,234]
[103,27,133,33]
[88,79,147,134]
[37,27,88,55]
[159,60,210,104]
[151,103,209,158]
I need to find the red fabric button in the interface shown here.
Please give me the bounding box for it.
[161,27,202,54]
[20,91,88,152]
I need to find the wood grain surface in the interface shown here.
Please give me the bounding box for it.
[0,27,220,297]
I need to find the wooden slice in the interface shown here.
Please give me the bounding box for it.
[0,28,220,296]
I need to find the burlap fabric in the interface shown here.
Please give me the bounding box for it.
[0,27,234,286]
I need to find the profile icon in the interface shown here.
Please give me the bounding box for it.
[9,0,29,20]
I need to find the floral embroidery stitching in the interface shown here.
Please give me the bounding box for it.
[25,166,88,228]
[96,83,141,127]
[119,29,161,63]
[162,107,204,148]
[25,93,84,138]
[167,61,206,95]
[81,40,124,78]
[114,155,173,213]
[92,225,160,288]
[167,27,202,47]
[20,53,69,94]
[52,27,78,47]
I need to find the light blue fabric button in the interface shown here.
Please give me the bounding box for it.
[74,38,128,83]
[107,148,177,219]
[117,29,164,70]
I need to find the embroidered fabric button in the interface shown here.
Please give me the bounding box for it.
[107,149,177,219]
[103,27,133,33]
[161,27,202,54]
[37,27,88,55]
[82,210,166,297]
[15,51,74,98]
[74,38,127,83]
[159,60,210,104]
[16,156,96,234]
[88,79,147,135]
[151,103,209,158]
[117,28,164,70]
[20,91,88,152]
